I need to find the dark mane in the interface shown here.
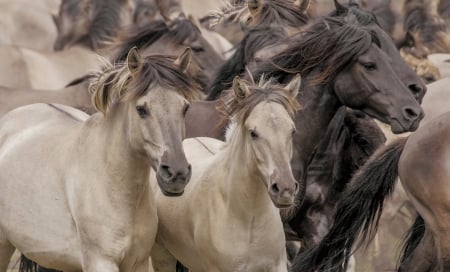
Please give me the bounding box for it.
[254,16,379,85]
[92,55,201,114]
[77,0,124,50]
[250,0,308,27]
[206,26,288,101]
[111,17,201,63]
[223,79,300,123]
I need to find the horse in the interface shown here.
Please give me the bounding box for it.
[0,0,130,90]
[0,75,95,118]
[111,14,224,92]
[151,75,301,272]
[0,48,199,272]
[0,0,57,51]
[400,47,441,84]
[292,108,450,271]
[284,107,386,251]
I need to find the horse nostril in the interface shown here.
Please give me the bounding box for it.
[159,165,173,179]
[408,84,424,100]
[403,107,420,119]
[271,183,280,194]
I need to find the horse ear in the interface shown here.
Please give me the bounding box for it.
[233,76,250,101]
[294,0,311,13]
[247,0,264,16]
[126,47,143,75]
[334,0,348,15]
[285,74,301,98]
[174,47,192,73]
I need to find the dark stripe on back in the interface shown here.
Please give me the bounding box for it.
[47,104,84,122]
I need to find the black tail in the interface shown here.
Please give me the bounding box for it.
[19,255,60,272]
[291,137,408,272]
[397,215,426,269]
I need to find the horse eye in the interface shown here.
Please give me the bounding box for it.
[182,103,190,116]
[291,128,297,136]
[191,46,204,53]
[362,62,377,71]
[250,130,259,139]
[136,105,149,118]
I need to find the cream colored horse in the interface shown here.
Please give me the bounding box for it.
[0,0,58,51]
[428,53,450,78]
[151,76,301,272]
[0,49,198,272]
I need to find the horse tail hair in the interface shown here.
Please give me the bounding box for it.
[19,255,61,272]
[397,215,426,270]
[291,137,408,272]
[19,255,39,272]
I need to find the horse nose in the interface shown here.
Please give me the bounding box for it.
[159,163,191,182]
[269,182,295,208]
[156,163,191,196]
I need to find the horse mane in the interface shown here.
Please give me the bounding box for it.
[250,0,308,27]
[254,16,379,85]
[111,17,201,63]
[91,55,201,114]
[223,78,301,124]
[206,26,288,101]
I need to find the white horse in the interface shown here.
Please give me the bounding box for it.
[0,48,198,272]
[151,75,302,272]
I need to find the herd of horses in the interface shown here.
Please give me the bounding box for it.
[0,0,450,271]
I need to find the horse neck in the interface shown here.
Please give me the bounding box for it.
[292,76,342,180]
[219,126,277,219]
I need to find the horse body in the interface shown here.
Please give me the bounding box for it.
[0,51,196,271]
[151,78,301,272]
[0,43,101,90]
[0,75,94,118]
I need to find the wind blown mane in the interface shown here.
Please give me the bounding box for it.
[223,79,300,124]
[249,0,308,27]
[206,26,288,100]
[254,16,379,85]
[91,55,201,114]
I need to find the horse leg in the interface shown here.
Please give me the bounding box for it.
[0,231,15,272]
[151,241,178,272]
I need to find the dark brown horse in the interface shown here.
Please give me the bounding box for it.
[292,110,450,272]
[284,107,386,251]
